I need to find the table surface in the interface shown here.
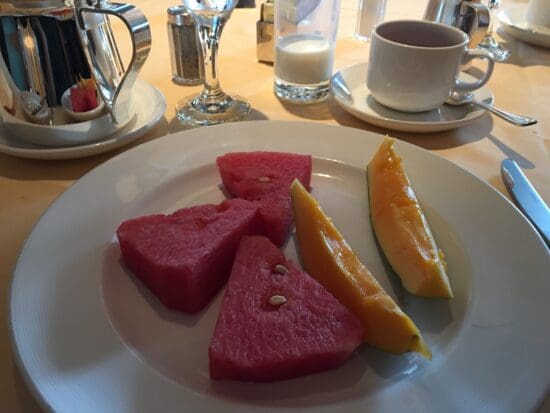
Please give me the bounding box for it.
[1,0,549,411]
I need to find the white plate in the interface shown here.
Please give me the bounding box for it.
[0,79,166,160]
[9,121,550,413]
[330,63,493,133]
[498,7,550,49]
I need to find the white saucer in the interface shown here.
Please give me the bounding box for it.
[0,79,166,160]
[330,63,493,133]
[2,97,131,148]
[498,7,550,49]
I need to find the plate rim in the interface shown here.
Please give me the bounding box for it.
[8,120,550,413]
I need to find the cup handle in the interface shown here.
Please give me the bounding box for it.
[453,48,495,93]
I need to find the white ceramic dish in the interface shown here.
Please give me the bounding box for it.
[330,63,493,133]
[61,86,106,122]
[9,121,550,413]
[1,92,133,147]
[0,79,165,160]
[498,7,550,49]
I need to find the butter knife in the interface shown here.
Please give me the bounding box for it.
[501,159,550,247]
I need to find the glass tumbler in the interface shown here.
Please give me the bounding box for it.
[355,0,386,42]
[274,0,341,104]
[477,0,511,62]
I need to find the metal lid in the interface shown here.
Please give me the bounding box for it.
[167,5,194,26]
[260,1,274,23]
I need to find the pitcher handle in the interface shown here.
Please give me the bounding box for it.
[77,1,151,124]
[458,1,491,48]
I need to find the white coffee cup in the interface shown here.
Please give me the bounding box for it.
[526,0,550,30]
[367,20,496,113]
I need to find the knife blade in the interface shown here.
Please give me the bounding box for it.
[501,159,550,248]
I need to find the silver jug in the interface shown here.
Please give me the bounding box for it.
[0,0,151,124]
[424,0,491,47]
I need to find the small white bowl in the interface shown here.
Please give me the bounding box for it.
[61,87,105,122]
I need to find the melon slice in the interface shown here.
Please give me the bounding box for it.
[216,151,312,246]
[290,180,430,358]
[116,199,261,314]
[209,235,364,382]
[367,138,452,298]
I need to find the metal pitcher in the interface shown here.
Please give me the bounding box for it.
[0,0,151,124]
[424,0,491,47]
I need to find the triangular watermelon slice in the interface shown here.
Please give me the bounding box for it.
[116,199,261,314]
[216,151,312,246]
[209,236,364,382]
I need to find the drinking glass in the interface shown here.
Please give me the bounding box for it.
[177,0,250,125]
[354,0,386,42]
[477,0,511,62]
[273,0,341,104]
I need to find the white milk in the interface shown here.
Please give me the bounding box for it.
[274,34,334,85]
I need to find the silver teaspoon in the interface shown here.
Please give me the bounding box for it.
[446,91,537,127]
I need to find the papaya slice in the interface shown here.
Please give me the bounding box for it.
[367,137,452,299]
[291,180,430,358]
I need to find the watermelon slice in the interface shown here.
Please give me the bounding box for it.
[216,151,312,246]
[209,236,364,382]
[116,199,261,314]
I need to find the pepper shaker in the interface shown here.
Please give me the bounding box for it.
[167,5,204,86]
[256,0,274,63]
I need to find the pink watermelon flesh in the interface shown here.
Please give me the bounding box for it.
[257,191,292,248]
[209,235,364,382]
[216,151,312,247]
[116,199,261,314]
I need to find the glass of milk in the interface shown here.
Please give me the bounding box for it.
[274,0,341,104]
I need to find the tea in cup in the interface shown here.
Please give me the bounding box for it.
[367,20,496,113]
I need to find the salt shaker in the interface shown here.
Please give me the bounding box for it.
[167,5,204,86]
[355,0,387,41]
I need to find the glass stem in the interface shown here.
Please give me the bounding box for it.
[486,0,499,38]
[196,17,227,102]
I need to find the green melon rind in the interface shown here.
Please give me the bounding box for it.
[366,164,453,299]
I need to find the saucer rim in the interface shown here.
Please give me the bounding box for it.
[330,62,493,133]
[0,79,166,160]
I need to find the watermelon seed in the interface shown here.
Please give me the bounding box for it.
[274,264,289,274]
[257,176,271,183]
[269,295,287,306]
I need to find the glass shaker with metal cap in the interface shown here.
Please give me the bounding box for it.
[167,5,203,86]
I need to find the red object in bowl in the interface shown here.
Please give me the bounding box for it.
[70,86,98,113]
